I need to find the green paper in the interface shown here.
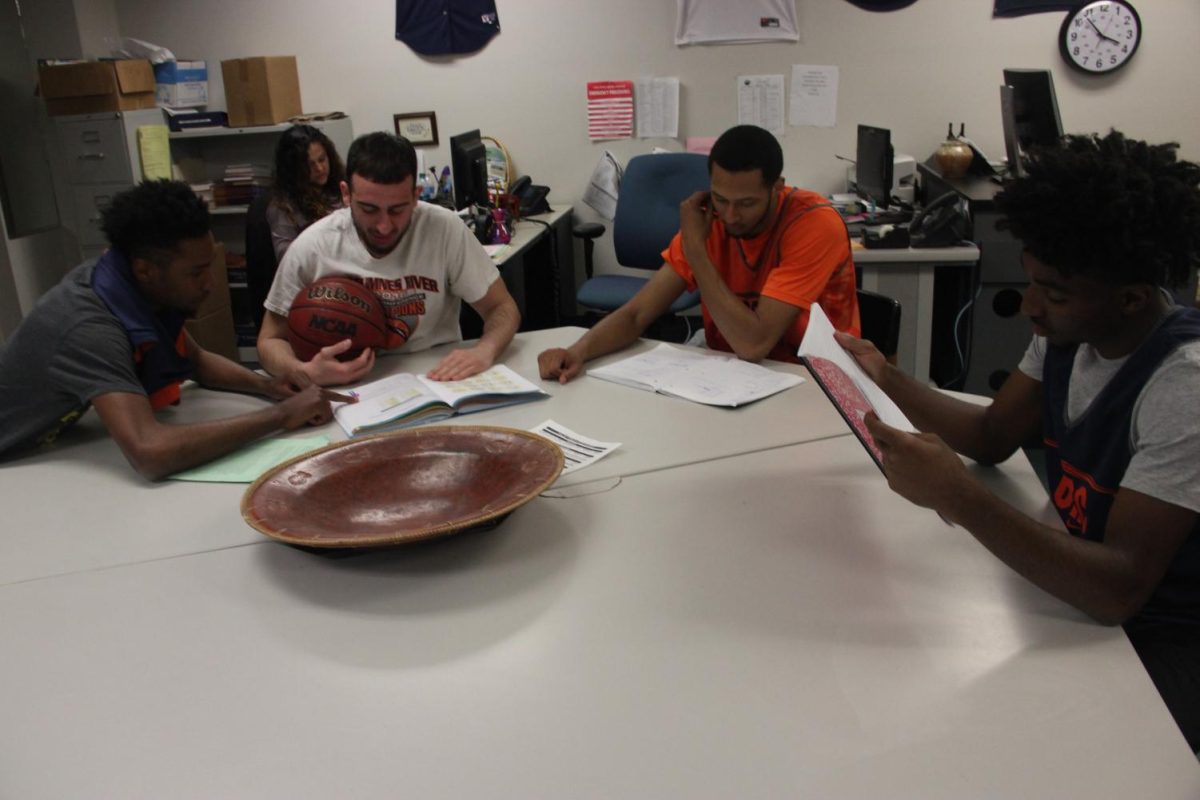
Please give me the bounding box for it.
[169,436,329,483]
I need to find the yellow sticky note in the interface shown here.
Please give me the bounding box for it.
[137,125,171,180]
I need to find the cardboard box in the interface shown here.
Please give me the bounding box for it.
[220,56,302,127]
[186,305,238,362]
[196,242,229,318]
[154,60,208,108]
[39,59,157,116]
[186,242,238,361]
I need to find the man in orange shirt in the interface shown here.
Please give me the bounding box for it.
[539,124,859,382]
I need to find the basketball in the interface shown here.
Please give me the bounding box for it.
[287,276,388,362]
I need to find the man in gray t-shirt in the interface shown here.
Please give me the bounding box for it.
[0,180,346,480]
[838,131,1200,752]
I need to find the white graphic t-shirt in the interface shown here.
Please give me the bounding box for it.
[265,202,500,353]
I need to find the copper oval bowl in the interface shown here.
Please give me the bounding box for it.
[241,426,564,548]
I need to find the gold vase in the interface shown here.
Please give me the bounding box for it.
[935,136,973,179]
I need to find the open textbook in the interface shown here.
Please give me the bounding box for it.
[335,364,547,437]
[587,342,803,407]
[797,303,916,469]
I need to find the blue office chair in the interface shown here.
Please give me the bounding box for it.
[573,152,709,315]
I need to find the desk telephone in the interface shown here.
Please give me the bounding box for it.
[908,190,969,247]
[510,175,551,216]
[860,191,968,249]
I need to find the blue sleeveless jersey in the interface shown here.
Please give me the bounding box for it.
[1042,308,1200,628]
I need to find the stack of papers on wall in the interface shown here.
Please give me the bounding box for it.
[587,343,803,407]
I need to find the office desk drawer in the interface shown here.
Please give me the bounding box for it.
[58,117,133,185]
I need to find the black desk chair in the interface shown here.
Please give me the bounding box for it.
[245,192,277,331]
[856,288,902,363]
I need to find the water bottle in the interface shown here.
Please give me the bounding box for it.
[416,171,435,201]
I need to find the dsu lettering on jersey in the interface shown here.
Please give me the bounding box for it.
[1051,460,1117,536]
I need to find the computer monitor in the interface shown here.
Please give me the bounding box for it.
[999,84,1024,178]
[449,129,489,210]
[1001,69,1064,152]
[855,124,894,210]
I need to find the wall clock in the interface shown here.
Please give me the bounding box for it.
[1059,1,1141,74]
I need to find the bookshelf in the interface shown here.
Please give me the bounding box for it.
[168,117,354,361]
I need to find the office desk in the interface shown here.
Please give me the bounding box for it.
[0,328,848,586]
[2,436,1195,798]
[469,205,575,333]
[853,244,980,383]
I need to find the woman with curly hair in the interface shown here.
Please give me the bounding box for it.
[266,124,345,260]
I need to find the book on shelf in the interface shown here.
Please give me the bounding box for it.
[212,182,268,207]
[586,342,803,407]
[796,302,915,470]
[223,163,271,177]
[335,364,548,437]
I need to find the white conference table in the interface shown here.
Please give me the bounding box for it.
[854,243,980,382]
[2,434,1196,798]
[0,328,848,586]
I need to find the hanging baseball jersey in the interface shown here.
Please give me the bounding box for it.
[675,0,799,45]
[395,0,500,56]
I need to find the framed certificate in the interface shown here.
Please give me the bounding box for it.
[393,112,439,146]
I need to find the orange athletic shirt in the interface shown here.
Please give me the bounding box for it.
[664,186,859,363]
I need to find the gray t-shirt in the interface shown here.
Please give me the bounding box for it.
[1017,329,1200,514]
[0,262,145,456]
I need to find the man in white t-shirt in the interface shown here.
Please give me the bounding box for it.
[258,132,520,386]
[839,131,1200,752]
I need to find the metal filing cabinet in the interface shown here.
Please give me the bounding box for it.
[55,109,166,260]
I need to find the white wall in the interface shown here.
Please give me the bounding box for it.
[74,0,122,59]
[80,0,1200,280]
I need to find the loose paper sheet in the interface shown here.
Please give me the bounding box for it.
[169,436,330,483]
[736,74,785,134]
[529,420,621,475]
[789,65,838,128]
[634,77,680,139]
[582,150,623,220]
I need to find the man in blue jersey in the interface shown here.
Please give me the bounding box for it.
[840,131,1200,752]
[0,181,343,479]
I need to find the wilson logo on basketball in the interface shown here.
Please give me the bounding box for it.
[287,276,388,362]
[304,284,375,315]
